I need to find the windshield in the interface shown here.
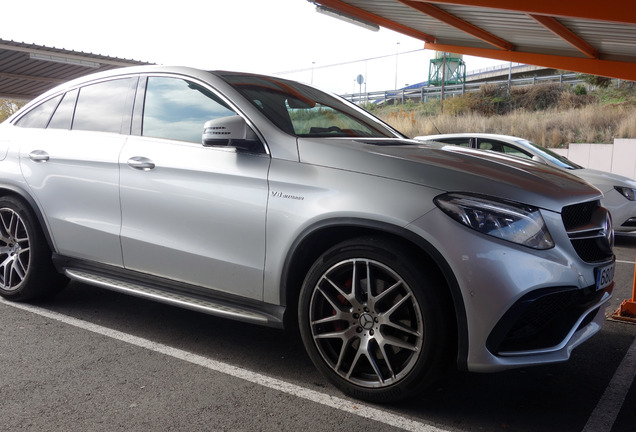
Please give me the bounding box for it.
[519,139,583,170]
[217,73,400,139]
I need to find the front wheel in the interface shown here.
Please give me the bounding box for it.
[0,196,67,301]
[298,237,454,403]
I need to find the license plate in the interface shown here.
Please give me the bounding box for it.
[596,262,615,291]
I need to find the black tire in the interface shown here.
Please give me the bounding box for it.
[0,196,68,301]
[298,236,454,403]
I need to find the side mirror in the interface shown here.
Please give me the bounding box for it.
[202,115,261,151]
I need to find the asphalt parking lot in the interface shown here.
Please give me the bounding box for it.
[1,237,635,432]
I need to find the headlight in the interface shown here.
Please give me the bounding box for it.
[614,186,636,201]
[435,193,554,250]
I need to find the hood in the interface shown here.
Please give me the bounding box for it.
[571,168,636,194]
[298,138,602,212]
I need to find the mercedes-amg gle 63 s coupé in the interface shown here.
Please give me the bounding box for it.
[0,66,615,402]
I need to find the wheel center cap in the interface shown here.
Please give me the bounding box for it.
[8,242,19,255]
[359,313,374,330]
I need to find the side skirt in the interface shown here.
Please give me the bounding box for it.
[53,255,285,328]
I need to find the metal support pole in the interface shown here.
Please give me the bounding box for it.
[440,53,446,113]
[507,62,512,94]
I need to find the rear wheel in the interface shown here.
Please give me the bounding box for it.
[0,196,67,301]
[299,237,453,403]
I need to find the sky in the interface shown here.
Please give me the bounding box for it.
[2,0,506,95]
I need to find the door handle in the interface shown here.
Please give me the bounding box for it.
[127,156,155,171]
[29,150,49,162]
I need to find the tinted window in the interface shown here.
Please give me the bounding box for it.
[520,140,582,169]
[500,143,532,159]
[48,89,78,130]
[477,139,505,152]
[15,95,62,128]
[142,77,236,143]
[437,137,471,147]
[73,78,136,133]
[286,103,380,137]
[220,73,398,138]
[477,139,533,159]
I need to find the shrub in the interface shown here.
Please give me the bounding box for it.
[579,74,612,88]
[442,94,475,116]
[573,84,587,95]
[473,84,511,116]
[557,90,595,110]
[512,83,563,111]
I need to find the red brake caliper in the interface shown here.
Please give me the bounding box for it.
[333,279,352,331]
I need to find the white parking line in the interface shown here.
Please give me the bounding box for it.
[582,336,636,432]
[2,299,448,432]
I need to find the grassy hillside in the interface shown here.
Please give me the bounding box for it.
[370,82,636,147]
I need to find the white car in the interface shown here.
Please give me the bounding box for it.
[416,133,636,236]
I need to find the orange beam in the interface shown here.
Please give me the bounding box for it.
[529,14,599,58]
[425,42,636,81]
[314,0,436,43]
[414,0,636,24]
[398,0,514,51]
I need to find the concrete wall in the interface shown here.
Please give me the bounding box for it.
[552,139,636,180]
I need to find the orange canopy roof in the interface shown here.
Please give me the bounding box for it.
[312,0,636,81]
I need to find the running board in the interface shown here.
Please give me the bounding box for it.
[64,268,283,327]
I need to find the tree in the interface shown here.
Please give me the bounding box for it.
[0,99,25,122]
[578,74,612,88]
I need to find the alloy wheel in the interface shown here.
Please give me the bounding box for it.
[308,258,424,388]
[0,208,31,291]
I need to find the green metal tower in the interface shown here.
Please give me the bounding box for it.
[428,52,466,86]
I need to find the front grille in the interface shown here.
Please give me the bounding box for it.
[571,239,613,262]
[561,201,613,263]
[562,201,597,229]
[487,286,605,354]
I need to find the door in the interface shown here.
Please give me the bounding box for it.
[119,76,270,300]
[19,78,137,266]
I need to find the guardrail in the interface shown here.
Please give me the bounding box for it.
[342,73,584,105]
[465,62,528,77]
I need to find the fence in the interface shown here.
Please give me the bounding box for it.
[552,139,636,180]
[342,73,584,105]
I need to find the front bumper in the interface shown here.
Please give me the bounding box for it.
[487,282,613,356]
[408,206,614,372]
[602,189,636,234]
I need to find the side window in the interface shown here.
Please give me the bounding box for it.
[287,103,380,137]
[73,78,136,133]
[501,143,532,159]
[437,137,471,147]
[477,139,533,159]
[142,77,236,143]
[48,89,78,130]
[477,139,504,153]
[14,95,62,128]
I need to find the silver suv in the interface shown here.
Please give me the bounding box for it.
[0,66,615,403]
